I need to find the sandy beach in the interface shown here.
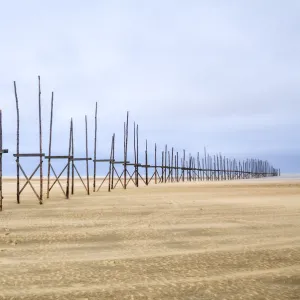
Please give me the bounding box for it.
[0,178,299,299]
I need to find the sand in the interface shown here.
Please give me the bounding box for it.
[0,178,299,299]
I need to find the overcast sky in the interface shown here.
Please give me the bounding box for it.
[1,0,299,175]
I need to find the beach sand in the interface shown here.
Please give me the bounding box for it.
[0,178,299,299]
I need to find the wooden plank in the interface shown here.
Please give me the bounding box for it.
[114,161,130,164]
[72,158,92,161]
[45,155,72,159]
[13,153,45,157]
[93,159,114,162]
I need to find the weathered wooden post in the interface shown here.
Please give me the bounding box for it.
[93,102,98,192]
[38,76,43,204]
[14,81,20,204]
[0,110,9,211]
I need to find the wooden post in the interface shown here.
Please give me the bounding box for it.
[0,110,2,210]
[164,145,167,183]
[183,150,185,182]
[171,148,174,182]
[93,102,97,192]
[154,143,157,184]
[85,115,90,195]
[71,119,74,195]
[111,134,115,190]
[47,92,54,198]
[124,112,129,189]
[38,76,43,204]
[66,119,72,199]
[136,124,139,187]
[161,151,164,183]
[0,110,8,211]
[108,134,114,192]
[168,151,170,182]
[145,140,148,185]
[133,122,137,186]
[14,81,20,204]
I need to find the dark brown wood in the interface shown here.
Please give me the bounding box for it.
[93,159,113,162]
[0,110,5,211]
[155,143,157,184]
[145,140,148,185]
[14,81,20,204]
[136,124,139,187]
[46,155,73,159]
[93,102,97,192]
[73,158,92,161]
[108,134,114,192]
[124,112,129,189]
[85,115,90,195]
[133,122,137,186]
[38,76,43,205]
[71,119,74,195]
[111,134,115,190]
[47,92,54,198]
[13,153,45,157]
[66,119,72,199]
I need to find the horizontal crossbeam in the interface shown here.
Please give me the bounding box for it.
[93,159,114,162]
[72,157,92,161]
[14,153,45,157]
[45,155,73,159]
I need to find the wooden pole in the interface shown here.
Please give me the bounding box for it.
[164,145,167,183]
[161,151,164,183]
[14,81,20,204]
[133,122,137,186]
[108,134,114,192]
[154,143,157,184]
[38,76,43,204]
[111,133,115,190]
[71,119,74,194]
[47,92,54,198]
[136,124,139,187]
[66,119,72,199]
[85,115,90,195]
[183,150,185,182]
[145,140,148,185]
[0,110,3,210]
[171,147,174,182]
[124,112,129,189]
[93,102,97,192]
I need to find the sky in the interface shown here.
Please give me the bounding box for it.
[0,0,299,175]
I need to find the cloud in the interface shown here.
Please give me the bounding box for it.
[0,0,299,174]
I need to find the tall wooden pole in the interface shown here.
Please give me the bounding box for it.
[108,134,114,192]
[0,110,3,210]
[145,140,148,185]
[14,81,20,204]
[38,76,43,204]
[133,122,137,186]
[164,145,167,183]
[136,124,139,187]
[71,120,74,194]
[47,92,54,198]
[93,102,97,192]
[111,134,115,190]
[124,112,129,189]
[85,115,90,195]
[161,151,164,183]
[66,119,73,199]
[154,143,157,184]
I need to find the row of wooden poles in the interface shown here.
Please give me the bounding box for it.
[0,77,280,210]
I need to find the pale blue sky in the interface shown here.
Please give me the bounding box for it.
[1,0,299,174]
